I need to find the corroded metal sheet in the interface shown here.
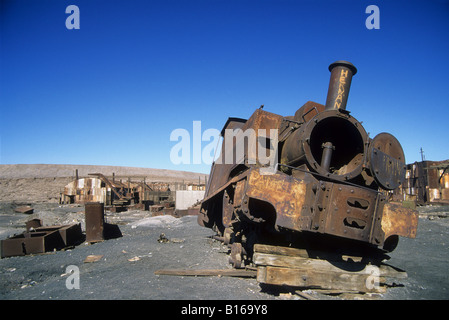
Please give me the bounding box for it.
[381,202,418,240]
[246,169,307,231]
[85,202,105,243]
[323,183,383,244]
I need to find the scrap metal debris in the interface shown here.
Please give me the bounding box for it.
[157,233,170,243]
[156,233,185,244]
[1,222,83,258]
[128,256,140,262]
[0,202,123,258]
[84,255,104,263]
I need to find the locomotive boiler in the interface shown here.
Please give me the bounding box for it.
[198,61,418,268]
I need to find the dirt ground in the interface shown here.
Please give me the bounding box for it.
[0,203,272,300]
[1,201,448,301]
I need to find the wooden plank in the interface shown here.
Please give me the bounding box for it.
[253,252,407,279]
[14,206,34,214]
[310,288,362,295]
[295,290,318,300]
[254,244,309,257]
[254,244,407,294]
[257,266,386,293]
[154,269,257,278]
[253,244,365,262]
[254,252,368,274]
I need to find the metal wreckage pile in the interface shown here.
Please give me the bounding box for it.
[0,202,122,258]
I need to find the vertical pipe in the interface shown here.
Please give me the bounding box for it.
[325,60,357,111]
[320,142,334,172]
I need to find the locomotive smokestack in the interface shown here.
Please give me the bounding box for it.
[325,60,357,111]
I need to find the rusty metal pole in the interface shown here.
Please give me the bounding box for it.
[325,60,357,111]
[320,142,334,172]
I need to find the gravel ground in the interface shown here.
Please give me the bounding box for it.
[0,204,272,300]
[1,202,448,301]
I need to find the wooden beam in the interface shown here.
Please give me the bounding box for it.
[253,252,406,278]
[14,206,34,214]
[254,244,310,258]
[257,266,386,293]
[154,269,257,278]
[253,244,407,294]
[295,290,318,300]
[253,243,381,263]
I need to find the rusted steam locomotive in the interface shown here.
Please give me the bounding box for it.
[198,61,418,268]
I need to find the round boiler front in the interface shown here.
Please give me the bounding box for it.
[281,109,368,181]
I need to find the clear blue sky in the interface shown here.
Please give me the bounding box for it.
[1,0,448,174]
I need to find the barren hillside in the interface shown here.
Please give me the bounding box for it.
[0,164,208,180]
[0,164,208,203]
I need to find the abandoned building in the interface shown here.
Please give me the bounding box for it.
[59,171,206,212]
[397,159,449,205]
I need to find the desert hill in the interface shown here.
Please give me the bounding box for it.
[0,164,208,203]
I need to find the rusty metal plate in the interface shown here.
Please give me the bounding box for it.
[246,169,307,231]
[222,190,234,228]
[323,183,382,244]
[381,202,418,240]
[85,202,122,243]
[85,202,105,243]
